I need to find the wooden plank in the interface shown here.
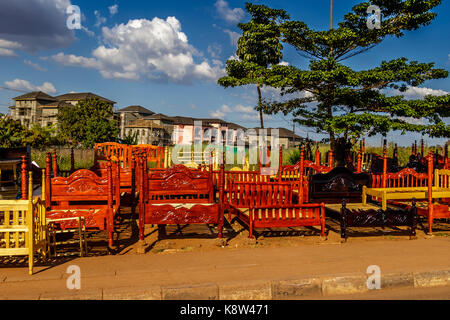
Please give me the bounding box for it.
[0,248,28,255]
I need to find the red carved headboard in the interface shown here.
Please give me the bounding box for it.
[146,164,213,203]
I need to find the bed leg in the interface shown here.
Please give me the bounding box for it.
[108,232,114,254]
[340,199,347,242]
[428,202,433,236]
[158,224,166,239]
[218,221,223,238]
[320,203,326,238]
[248,209,254,239]
[410,199,418,239]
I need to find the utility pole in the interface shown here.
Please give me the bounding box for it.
[330,0,333,29]
[330,0,333,56]
[292,120,296,147]
[150,121,153,145]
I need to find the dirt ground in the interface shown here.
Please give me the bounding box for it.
[106,207,450,257]
[1,203,449,270]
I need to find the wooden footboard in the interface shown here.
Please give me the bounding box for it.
[145,203,221,226]
[244,203,326,238]
[340,200,418,240]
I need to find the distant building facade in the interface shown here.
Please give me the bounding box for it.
[246,128,303,148]
[9,91,116,129]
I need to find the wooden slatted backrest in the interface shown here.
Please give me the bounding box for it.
[145,164,214,203]
[94,142,124,163]
[435,169,450,189]
[213,170,269,192]
[371,154,433,188]
[227,180,293,208]
[280,161,331,179]
[132,145,164,168]
[372,168,428,188]
[0,200,30,253]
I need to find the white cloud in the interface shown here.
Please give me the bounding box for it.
[223,29,240,46]
[5,79,57,94]
[0,48,17,57]
[0,39,22,49]
[210,109,226,118]
[109,4,118,15]
[24,59,47,71]
[0,0,76,52]
[397,117,428,125]
[207,43,222,59]
[209,103,264,120]
[49,52,101,69]
[401,86,448,99]
[94,10,107,27]
[214,0,245,24]
[386,86,448,100]
[49,17,225,83]
[0,38,23,56]
[81,26,95,37]
[260,86,313,101]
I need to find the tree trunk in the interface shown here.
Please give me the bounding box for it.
[257,83,264,128]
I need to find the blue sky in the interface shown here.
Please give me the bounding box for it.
[0,0,449,147]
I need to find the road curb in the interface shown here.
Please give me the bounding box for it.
[6,268,450,300]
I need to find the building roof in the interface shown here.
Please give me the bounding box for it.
[144,113,175,122]
[117,105,155,115]
[126,119,164,129]
[40,101,73,108]
[54,92,116,104]
[13,91,57,101]
[200,118,228,125]
[171,116,197,125]
[248,127,303,139]
[227,122,246,130]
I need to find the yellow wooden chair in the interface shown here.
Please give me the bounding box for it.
[0,172,48,275]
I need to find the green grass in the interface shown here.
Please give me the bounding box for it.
[31,149,94,171]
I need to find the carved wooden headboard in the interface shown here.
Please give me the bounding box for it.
[49,169,110,203]
[309,167,371,203]
[146,164,213,202]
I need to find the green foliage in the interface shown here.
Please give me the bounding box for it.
[0,115,29,147]
[121,131,138,145]
[31,149,93,170]
[218,3,290,127]
[25,123,60,148]
[286,148,301,165]
[57,98,118,148]
[226,1,450,156]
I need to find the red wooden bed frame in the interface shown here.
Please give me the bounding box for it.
[370,148,430,189]
[226,178,325,238]
[45,153,119,248]
[138,154,224,242]
[94,142,165,169]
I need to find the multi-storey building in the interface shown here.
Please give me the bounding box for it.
[9,91,116,129]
